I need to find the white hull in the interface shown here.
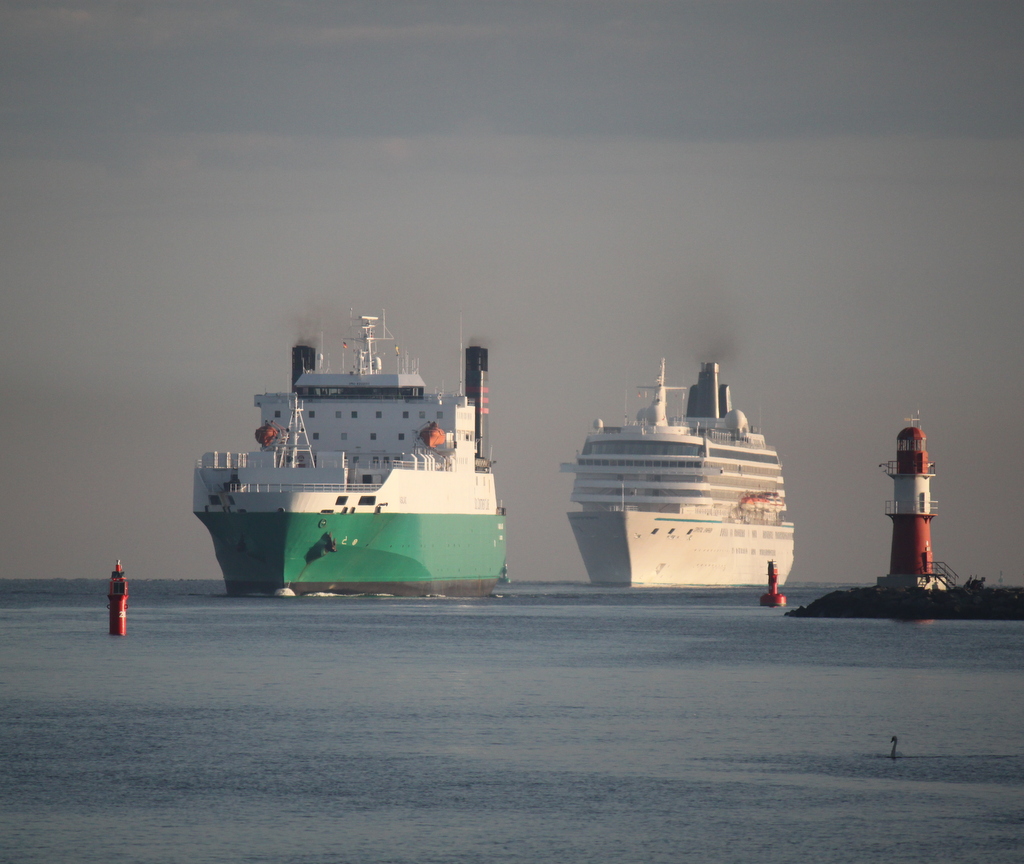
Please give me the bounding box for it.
[568,510,794,587]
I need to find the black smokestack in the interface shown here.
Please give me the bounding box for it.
[292,345,315,390]
[465,346,488,461]
[718,383,732,417]
[686,362,720,418]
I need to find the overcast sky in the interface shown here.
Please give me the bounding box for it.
[2,0,1022,585]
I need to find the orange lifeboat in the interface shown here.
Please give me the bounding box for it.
[739,492,784,512]
[419,421,445,448]
[255,422,279,447]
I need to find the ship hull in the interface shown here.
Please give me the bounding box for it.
[568,510,794,587]
[196,511,506,596]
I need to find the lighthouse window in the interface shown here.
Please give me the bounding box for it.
[398,433,406,440]
[370,433,377,440]
[376,411,382,418]
[919,492,926,512]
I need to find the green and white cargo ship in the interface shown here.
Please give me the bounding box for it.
[194,315,505,596]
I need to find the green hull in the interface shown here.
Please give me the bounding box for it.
[195,511,506,597]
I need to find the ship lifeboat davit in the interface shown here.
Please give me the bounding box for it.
[255,422,279,447]
[419,421,446,449]
[740,492,784,512]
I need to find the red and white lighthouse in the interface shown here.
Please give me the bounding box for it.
[878,423,943,589]
[107,560,128,635]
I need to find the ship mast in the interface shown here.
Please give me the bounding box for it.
[274,392,315,468]
[637,358,685,427]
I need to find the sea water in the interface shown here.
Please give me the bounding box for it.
[1,580,1022,864]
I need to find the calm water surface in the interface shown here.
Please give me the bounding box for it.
[2,580,1022,863]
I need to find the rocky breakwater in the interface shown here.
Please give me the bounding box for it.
[786,586,1024,620]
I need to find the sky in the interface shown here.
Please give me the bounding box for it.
[1,0,1023,585]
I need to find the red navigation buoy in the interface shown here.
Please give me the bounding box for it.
[760,559,786,607]
[107,560,128,636]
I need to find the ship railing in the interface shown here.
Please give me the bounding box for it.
[885,500,937,515]
[391,458,449,472]
[198,452,250,469]
[599,425,771,449]
[197,454,449,472]
[703,429,769,448]
[234,483,380,493]
[231,472,449,494]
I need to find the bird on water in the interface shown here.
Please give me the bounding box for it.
[890,736,900,759]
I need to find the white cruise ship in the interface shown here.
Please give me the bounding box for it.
[561,361,794,586]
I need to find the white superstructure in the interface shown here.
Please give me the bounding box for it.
[193,316,497,519]
[561,361,794,586]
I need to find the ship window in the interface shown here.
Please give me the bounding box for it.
[359,495,376,506]
[351,411,358,419]
[336,411,342,418]
[376,411,382,418]
[227,496,236,505]
[437,411,444,419]
[208,495,219,505]
[668,529,675,535]
[312,432,319,440]
[320,509,332,514]
[370,433,377,440]
[274,410,281,418]
[308,411,315,418]
[708,447,779,464]
[362,475,372,484]
[651,529,659,535]
[340,432,348,440]
[335,496,349,505]
[582,441,703,457]
[403,411,409,418]
[398,433,405,441]
[419,411,426,419]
